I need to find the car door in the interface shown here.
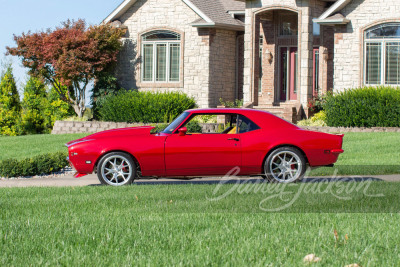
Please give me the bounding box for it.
[164,132,241,177]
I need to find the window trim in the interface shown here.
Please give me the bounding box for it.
[138,28,184,88]
[363,23,400,86]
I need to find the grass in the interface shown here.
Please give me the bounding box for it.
[309,132,400,175]
[0,133,88,161]
[0,132,399,174]
[1,182,400,266]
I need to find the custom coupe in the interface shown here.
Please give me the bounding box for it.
[66,108,344,185]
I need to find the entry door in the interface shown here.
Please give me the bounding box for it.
[164,134,241,176]
[280,47,298,101]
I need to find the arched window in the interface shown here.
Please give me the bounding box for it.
[141,30,181,83]
[364,23,400,85]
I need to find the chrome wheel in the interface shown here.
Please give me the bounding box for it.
[100,154,133,186]
[264,147,305,183]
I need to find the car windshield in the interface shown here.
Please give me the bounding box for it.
[161,112,190,134]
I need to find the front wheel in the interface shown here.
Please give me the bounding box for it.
[97,152,136,186]
[263,147,306,183]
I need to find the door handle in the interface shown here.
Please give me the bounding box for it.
[228,138,239,141]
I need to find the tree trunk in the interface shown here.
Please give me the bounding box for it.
[73,104,85,118]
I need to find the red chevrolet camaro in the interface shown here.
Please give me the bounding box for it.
[66,108,344,186]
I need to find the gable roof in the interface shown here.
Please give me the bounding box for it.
[102,0,245,30]
[187,0,244,30]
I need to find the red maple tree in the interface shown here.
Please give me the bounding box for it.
[7,19,125,117]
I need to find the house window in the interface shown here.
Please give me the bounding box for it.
[364,23,400,85]
[141,30,181,83]
[313,48,320,95]
[279,12,298,36]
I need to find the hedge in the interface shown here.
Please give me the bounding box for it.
[0,151,68,178]
[324,86,400,127]
[98,91,196,123]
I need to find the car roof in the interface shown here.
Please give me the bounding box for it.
[186,108,298,129]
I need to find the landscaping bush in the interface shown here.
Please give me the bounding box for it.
[0,151,68,177]
[324,86,400,127]
[297,111,327,127]
[98,91,196,123]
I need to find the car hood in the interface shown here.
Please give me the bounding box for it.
[66,126,155,147]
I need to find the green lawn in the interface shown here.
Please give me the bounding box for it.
[0,133,88,160]
[0,132,399,174]
[1,183,400,266]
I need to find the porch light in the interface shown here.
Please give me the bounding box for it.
[322,48,329,61]
[265,49,273,63]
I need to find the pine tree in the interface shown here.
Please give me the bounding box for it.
[0,66,21,136]
[21,77,49,134]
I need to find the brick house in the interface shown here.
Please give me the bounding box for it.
[103,0,400,121]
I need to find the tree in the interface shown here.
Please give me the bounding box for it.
[0,66,21,136]
[20,77,48,134]
[7,19,125,117]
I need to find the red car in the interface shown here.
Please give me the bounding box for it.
[66,108,344,186]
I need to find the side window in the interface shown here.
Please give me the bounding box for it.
[237,115,260,133]
[181,114,239,134]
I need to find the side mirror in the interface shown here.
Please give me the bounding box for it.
[178,127,187,136]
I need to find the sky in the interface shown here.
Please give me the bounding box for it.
[0,0,123,101]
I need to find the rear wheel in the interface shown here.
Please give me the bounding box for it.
[97,152,136,186]
[263,147,306,183]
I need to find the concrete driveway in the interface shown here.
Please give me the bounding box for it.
[1,174,399,188]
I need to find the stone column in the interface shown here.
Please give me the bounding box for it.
[243,7,253,105]
[299,3,314,109]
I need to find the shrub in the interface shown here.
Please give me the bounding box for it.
[219,98,243,108]
[98,91,196,123]
[297,111,327,127]
[91,71,121,120]
[0,66,21,136]
[0,151,68,178]
[20,77,49,134]
[324,86,400,127]
[308,92,330,113]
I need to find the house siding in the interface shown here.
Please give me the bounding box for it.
[333,0,400,91]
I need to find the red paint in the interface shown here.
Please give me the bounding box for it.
[67,109,344,178]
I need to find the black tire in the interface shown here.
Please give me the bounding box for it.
[263,146,306,183]
[97,152,136,186]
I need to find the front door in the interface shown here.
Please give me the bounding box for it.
[280,47,298,101]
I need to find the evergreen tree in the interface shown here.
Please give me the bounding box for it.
[0,66,21,136]
[21,77,49,134]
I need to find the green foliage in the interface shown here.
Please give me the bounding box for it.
[308,91,330,113]
[324,86,400,127]
[297,111,327,127]
[43,86,75,127]
[0,66,21,136]
[91,71,121,120]
[99,91,196,123]
[186,120,202,133]
[0,151,68,177]
[20,77,49,134]
[150,123,169,134]
[219,98,243,108]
